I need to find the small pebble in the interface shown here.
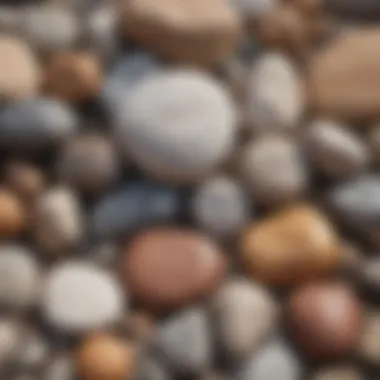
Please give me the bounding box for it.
[41,354,75,380]
[240,135,308,204]
[41,261,125,333]
[116,70,237,184]
[358,311,380,367]
[192,176,250,238]
[0,6,20,32]
[212,277,278,359]
[0,319,23,368]
[76,333,135,380]
[157,308,212,376]
[0,189,25,239]
[0,35,40,101]
[135,357,170,380]
[287,282,362,359]
[310,365,364,380]
[230,0,278,25]
[124,228,226,310]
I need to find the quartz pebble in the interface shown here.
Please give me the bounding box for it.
[310,366,364,380]
[358,311,380,367]
[241,205,342,285]
[287,282,362,359]
[124,228,226,310]
[116,70,237,184]
[213,278,278,359]
[41,261,125,333]
[0,189,25,239]
[120,0,241,67]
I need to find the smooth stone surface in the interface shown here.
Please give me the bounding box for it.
[246,52,304,131]
[17,330,49,371]
[124,228,226,310]
[212,278,278,359]
[308,29,380,120]
[0,245,41,310]
[358,311,380,367]
[0,98,77,152]
[192,176,250,237]
[120,0,241,67]
[241,205,342,285]
[92,181,180,239]
[311,366,364,380]
[306,119,369,179]
[116,70,237,184]
[0,189,25,239]
[287,282,362,359]
[34,187,83,254]
[41,261,125,333]
[135,357,170,380]
[240,135,308,204]
[41,354,75,380]
[238,339,302,380]
[157,308,212,375]
[0,319,23,367]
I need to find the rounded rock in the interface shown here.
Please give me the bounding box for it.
[230,0,278,25]
[135,357,170,380]
[41,354,75,380]
[124,228,226,310]
[0,35,40,101]
[287,282,363,359]
[116,70,237,184]
[0,189,25,239]
[310,366,364,380]
[192,176,250,237]
[17,330,49,371]
[0,319,23,368]
[212,278,278,359]
[240,135,308,205]
[358,311,380,367]
[41,261,125,333]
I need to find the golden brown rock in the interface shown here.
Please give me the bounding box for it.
[308,29,380,120]
[120,0,241,67]
[0,189,25,238]
[241,205,342,285]
[45,51,103,102]
[76,334,135,380]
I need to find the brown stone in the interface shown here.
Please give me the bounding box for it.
[45,51,102,102]
[308,29,380,120]
[123,227,227,310]
[120,0,241,67]
[0,189,25,238]
[358,311,380,366]
[287,282,363,359]
[76,334,135,380]
[241,205,342,285]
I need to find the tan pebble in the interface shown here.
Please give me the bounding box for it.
[0,189,25,238]
[358,311,380,366]
[0,35,40,100]
[241,205,342,285]
[311,365,364,380]
[76,334,135,380]
[45,51,103,102]
[120,0,241,67]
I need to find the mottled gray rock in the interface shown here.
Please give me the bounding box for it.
[0,245,41,310]
[213,278,278,359]
[41,261,125,333]
[157,308,212,376]
[135,357,171,380]
[306,119,369,179]
[0,98,77,152]
[92,181,180,239]
[192,176,250,237]
[116,70,237,184]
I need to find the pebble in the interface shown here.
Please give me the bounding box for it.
[116,70,237,184]
[123,228,226,310]
[134,357,170,380]
[33,187,83,254]
[0,189,25,239]
[237,339,302,380]
[358,311,380,367]
[120,0,241,67]
[241,205,342,285]
[212,278,278,359]
[326,0,380,18]
[20,5,80,53]
[0,35,40,101]
[76,333,135,380]
[246,52,304,132]
[0,319,23,368]
[41,261,125,333]
[44,51,103,103]
[287,282,362,359]
[0,98,77,153]
[306,119,369,179]
[310,366,364,380]
[0,6,20,32]
[192,176,250,238]
[41,354,75,380]
[156,308,212,376]
[359,257,380,294]
[230,0,278,25]
[58,134,120,195]
[308,29,380,120]
[0,245,41,310]
[240,135,308,204]
[92,181,180,239]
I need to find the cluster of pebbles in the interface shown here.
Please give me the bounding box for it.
[0,0,379,379]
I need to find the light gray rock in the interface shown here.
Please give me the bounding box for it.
[157,308,212,376]
[116,69,237,184]
[41,261,125,334]
[17,330,49,371]
[213,278,278,359]
[230,0,278,22]
[41,354,74,380]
